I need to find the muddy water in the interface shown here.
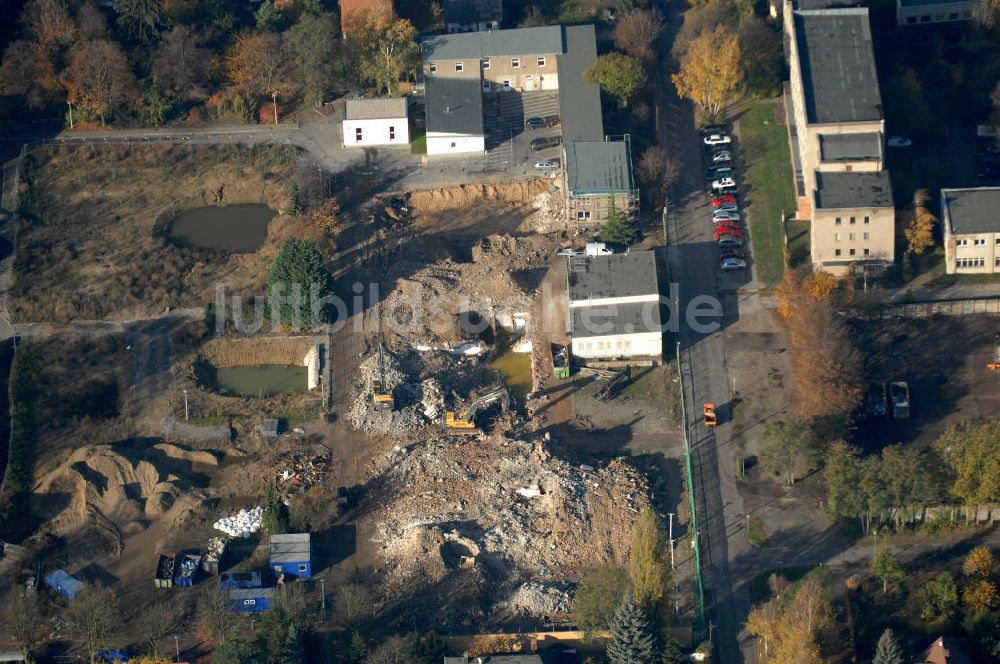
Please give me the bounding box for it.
[490,346,533,403]
[169,204,275,252]
[216,365,306,397]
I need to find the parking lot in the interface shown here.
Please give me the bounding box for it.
[700,124,754,286]
[483,91,562,170]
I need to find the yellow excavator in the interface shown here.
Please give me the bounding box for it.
[372,341,394,412]
[445,388,510,434]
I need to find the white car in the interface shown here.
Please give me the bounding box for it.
[535,158,561,169]
[712,151,732,163]
[712,177,736,190]
[704,133,731,146]
[720,257,747,270]
[713,212,741,223]
[887,136,912,148]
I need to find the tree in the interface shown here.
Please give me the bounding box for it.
[282,624,305,664]
[872,548,905,594]
[606,593,658,664]
[574,564,630,636]
[283,11,339,105]
[227,31,292,101]
[635,146,679,203]
[77,2,110,39]
[366,635,413,664]
[872,628,905,664]
[630,507,670,610]
[350,8,419,95]
[934,420,1000,506]
[746,572,830,664]
[256,0,281,30]
[963,546,996,579]
[672,0,737,59]
[153,25,210,99]
[758,419,820,486]
[661,634,683,664]
[336,583,374,627]
[63,39,138,126]
[4,587,43,661]
[905,205,936,254]
[673,25,743,118]
[134,599,179,656]
[267,237,332,329]
[67,587,120,664]
[974,0,1000,32]
[199,589,238,646]
[0,41,61,109]
[613,9,664,63]
[410,632,446,664]
[347,631,368,663]
[963,579,999,615]
[115,0,167,42]
[585,52,647,104]
[212,638,254,664]
[824,442,865,522]
[599,198,636,246]
[919,572,960,626]
[22,0,78,47]
[739,18,782,98]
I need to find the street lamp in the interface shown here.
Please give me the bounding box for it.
[319,578,326,619]
[67,100,74,130]
[272,92,279,126]
[173,635,179,663]
[182,388,189,421]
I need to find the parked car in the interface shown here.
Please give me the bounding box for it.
[714,226,741,241]
[712,177,736,190]
[717,235,743,248]
[714,203,739,213]
[720,256,747,270]
[712,194,737,207]
[543,115,561,127]
[887,136,912,148]
[525,117,546,129]
[713,212,741,223]
[712,152,732,163]
[534,158,561,169]
[530,136,561,151]
[704,133,732,146]
[702,125,727,136]
[705,168,734,182]
[715,187,738,197]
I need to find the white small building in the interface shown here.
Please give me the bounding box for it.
[941,187,1000,275]
[424,77,485,156]
[342,98,409,148]
[568,252,663,366]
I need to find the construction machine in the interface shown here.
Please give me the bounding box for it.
[445,387,511,434]
[703,403,717,427]
[372,341,394,412]
[594,366,631,402]
[988,335,1000,370]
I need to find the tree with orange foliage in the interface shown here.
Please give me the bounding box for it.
[62,40,137,126]
[0,0,77,109]
[349,6,419,95]
[226,31,292,101]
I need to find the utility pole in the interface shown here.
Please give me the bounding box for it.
[272,92,279,125]
[667,512,675,571]
[173,635,179,663]
[183,389,189,421]
[320,577,326,619]
[67,100,74,130]
[708,620,717,644]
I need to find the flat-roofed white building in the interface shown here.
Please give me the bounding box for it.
[941,187,1000,274]
[342,98,409,148]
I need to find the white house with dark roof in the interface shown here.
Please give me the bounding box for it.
[567,251,662,365]
[941,187,1000,274]
[342,98,409,148]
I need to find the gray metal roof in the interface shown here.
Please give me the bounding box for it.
[441,0,503,24]
[269,533,311,563]
[227,587,275,600]
[819,132,882,162]
[942,187,1000,234]
[424,76,484,137]
[344,97,407,120]
[565,141,633,194]
[558,24,603,143]
[568,252,659,302]
[571,301,662,338]
[814,171,894,209]
[794,8,882,124]
[422,26,563,60]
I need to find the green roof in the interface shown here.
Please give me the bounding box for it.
[422,26,564,60]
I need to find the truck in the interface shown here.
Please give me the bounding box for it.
[174,553,202,587]
[155,554,175,589]
[889,381,910,419]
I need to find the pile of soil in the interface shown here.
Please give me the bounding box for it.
[407,181,549,214]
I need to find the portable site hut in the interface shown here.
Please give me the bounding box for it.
[45,570,83,599]
[225,587,275,613]
[268,533,312,579]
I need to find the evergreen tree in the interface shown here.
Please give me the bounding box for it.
[287,183,304,216]
[267,237,332,329]
[411,632,446,664]
[347,631,367,663]
[256,0,281,31]
[282,624,304,664]
[599,195,636,246]
[661,633,683,664]
[872,628,904,664]
[607,592,657,664]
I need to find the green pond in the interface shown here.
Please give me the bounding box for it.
[170,203,275,252]
[490,347,533,403]
[216,365,306,397]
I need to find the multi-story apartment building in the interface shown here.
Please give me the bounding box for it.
[783,0,896,275]
[941,187,1000,274]
[564,138,638,224]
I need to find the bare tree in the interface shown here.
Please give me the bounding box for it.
[134,599,181,656]
[67,586,120,664]
[635,146,679,203]
[0,41,61,109]
[153,25,210,99]
[334,582,374,627]
[21,0,78,48]
[274,582,312,629]
[4,587,44,661]
[76,2,110,39]
[613,9,664,63]
[365,635,414,664]
[198,589,239,646]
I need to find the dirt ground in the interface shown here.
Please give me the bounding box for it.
[12,144,321,322]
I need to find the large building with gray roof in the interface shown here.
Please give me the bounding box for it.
[783,0,895,275]
[941,187,1000,274]
[563,138,638,224]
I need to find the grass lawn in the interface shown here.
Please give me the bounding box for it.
[739,102,798,283]
[787,219,810,268]
[410,126,427,154]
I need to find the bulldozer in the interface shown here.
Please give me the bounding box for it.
[445,387,511,434]
[372,341,394,412]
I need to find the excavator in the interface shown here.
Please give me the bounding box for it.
[372,341,394,412]
[445,387,511,434]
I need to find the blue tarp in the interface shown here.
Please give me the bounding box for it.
[45,570,83,599]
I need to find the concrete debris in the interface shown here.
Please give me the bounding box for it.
[371,435,650,596]
[524,189,564,234]
[499,582,572,617]
[213,506,263,538]
[347,350,425,436]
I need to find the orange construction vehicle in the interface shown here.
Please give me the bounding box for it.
[703,403,717,427]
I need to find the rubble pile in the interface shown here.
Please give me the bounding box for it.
[274,452,330,495]
[347,351,425,436]
[213,506,263,538]
[498,582,572,617]
[524,189,564,234]
[371,435,650,603]
[202,537,227,572]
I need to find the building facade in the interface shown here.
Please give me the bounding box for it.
[897,0,976,25]
[268,533,312,579]
[563,139,639,224]
[941,187,1000,274]
[783,0,896,275]
[441,0,503,32]
[342,98,409,148]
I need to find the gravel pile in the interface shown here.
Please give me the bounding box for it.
[498,582,572,617]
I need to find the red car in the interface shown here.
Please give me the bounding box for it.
[714,221,741,234]
[712,194,737,207]
[714,226,741,240]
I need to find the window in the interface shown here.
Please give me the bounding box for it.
[455,62,464,72]
[450,142,456,148]
[864,232,869,240]
[850,248,856,256]
[958,239,969,246]
[834,233,841,241]
[576,210,591,220]
[512,58,520,68]
[974,238,986,246]
[935,14,945,20]
[389,126,395,140]
[298,564,308,573]
[850,216,856,224]
[537,57,546,67]
[835,217,842,225]
[845,164,853,172]
[244,599,256,606]
[864,248,870,256]
[355,127,362,141]
[906,16,916,23]
[503,79,511,88]
[849,233,855,240]
[482,58,490,69]
[949,12,959,19]
[835,249,842,257]
[996,257,1000,266]
[995,238,1000,244]
[429,63,437,73]
[482,79,491,91]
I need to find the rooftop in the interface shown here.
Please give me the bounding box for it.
[227,587,276,600]
[557,24,603,142]
[344,97,407,121]
[424,76,484,137]
[793,8,883,124]
[443,656,545,664]
[819,132,882,162]
[565,141,633,194]
[423,25,563,61]
[916,636,972,664]
[814,171,893,209]
[567,252,658,302]
[269,533,311,563]
[898,0,974,7]
[571,301,663,338]
[942,187,1000,234]
[441,0,503,24]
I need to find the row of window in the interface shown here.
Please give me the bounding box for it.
[581,339,633,353]
[834,233,870,241]
[354,126,396,141]
[834,216,870,225]
[834,248,871,257]
[903,11,971,24]
[955,257,989,268]
[429,57,547,74]
[956,238,1000,246]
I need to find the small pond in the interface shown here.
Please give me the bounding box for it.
[169,204,275,252]
[216,365,306,397]
[490,345,533,403]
